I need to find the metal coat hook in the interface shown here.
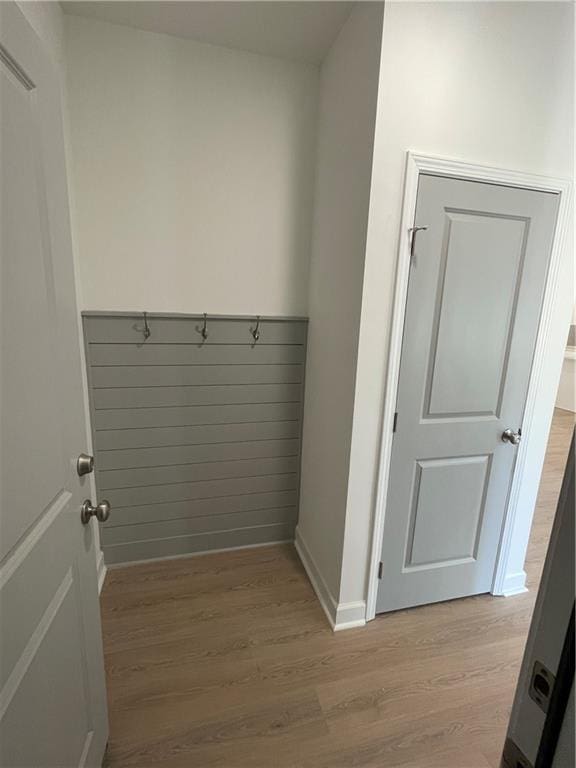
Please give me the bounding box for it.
[408,226,428,263]
[250,315,261,344]
[142,311,151,341]
[197,313,208,343]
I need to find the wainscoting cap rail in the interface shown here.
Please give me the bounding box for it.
[81,311,309,322]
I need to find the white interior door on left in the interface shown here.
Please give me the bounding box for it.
[0,3,108,766]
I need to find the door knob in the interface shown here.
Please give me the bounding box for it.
[77,453,94,476]
[81,499,111,524]
[502,428,522,445]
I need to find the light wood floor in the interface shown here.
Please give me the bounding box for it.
[101,409,574,768]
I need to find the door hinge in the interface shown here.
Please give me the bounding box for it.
[378,562,383,579]
[392,412,398,433]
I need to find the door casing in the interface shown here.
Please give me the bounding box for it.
[366,152,573,622]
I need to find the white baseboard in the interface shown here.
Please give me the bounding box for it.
[496,570,528,597]
[294,527,366,631]
[97,550,107,594]
[334,601,367,631]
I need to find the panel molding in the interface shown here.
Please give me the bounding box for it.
[366,151,573,621]
[0,570,72,721]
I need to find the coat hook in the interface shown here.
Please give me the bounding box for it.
[197,313,208,342]
[142,311,151,340]
[250,315,261,344]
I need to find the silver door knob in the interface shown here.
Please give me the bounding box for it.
[502,428,522,445]
[81,499,111,524]
[77,453,94,476]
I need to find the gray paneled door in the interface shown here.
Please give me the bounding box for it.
[376,173,559,614]
[0,3,108,765]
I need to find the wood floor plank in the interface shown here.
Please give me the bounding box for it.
[101,408,574,767]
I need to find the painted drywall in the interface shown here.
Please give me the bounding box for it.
[340,1,574,607]
[16,0,65,68]
[297,3,384,609]
[64,16,319,316]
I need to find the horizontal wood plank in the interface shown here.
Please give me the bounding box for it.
[101,508,298,546]
[96,420,301,450]
[98,456,299,491]
[89,343,304,367]
[103,524,295,565]
[93,383,303,410]
[104,473,298,509]
[90,364,304,388]
[94,402,302,431]
[96,439,300,471]
[84,316,307,345]
[103,490,299,527]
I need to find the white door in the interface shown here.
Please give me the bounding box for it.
[376,173,560,614]
[0,3,108,765]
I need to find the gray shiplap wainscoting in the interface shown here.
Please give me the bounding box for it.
[82,313,308,565]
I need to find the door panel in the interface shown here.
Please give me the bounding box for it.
[405,455,490,568]
[425,210,527,418]
[376,173,559,613]
[0,3,108,765]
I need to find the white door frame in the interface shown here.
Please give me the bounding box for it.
[366,151,573,622]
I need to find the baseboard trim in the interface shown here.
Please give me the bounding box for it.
[334,601,367,631]
[294,527,337,629]
[294,527,366,631]
[105,539,293,570]
[496,570,528,597]
[97,550,107,595]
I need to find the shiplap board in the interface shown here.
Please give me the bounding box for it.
[83,313,307,564]
[89,343,304,366]
[99,456,300,490]
[90,363,304,387]
[101,507,298,546]
[93,383,303,409]
[96,438,300,470]
[96,420,302,450]
[84,315,307,345]
[94,402,302,430]
[103,523,296,565]
[106,490,298,527]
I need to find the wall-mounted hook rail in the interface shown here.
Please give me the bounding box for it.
[250,315,261,344]
[197,313,208,342]
[142,311,151,340]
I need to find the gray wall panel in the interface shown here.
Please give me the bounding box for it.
[90,363,304,388]
[93,383,303,409]
[89,343,304,366]
[96,439,300,470]
[99,456,300,491]
[106,490,298,527]
[96,420,301,450]
[83,313,307,564]
[94,402,302,431]
[101,507,298,546]
[103,524,296,565]
[84,315,307,345]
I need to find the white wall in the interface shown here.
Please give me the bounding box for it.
[65,16,319,316]
[341,1,574,607]
[297,3,383,619]
[16,0,65,68]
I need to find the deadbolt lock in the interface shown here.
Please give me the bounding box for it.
[77,453,94,476]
